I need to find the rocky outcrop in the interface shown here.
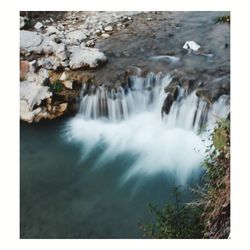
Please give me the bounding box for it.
[161,70,230,116]
[19,11,134,122]
[20,81,52,123]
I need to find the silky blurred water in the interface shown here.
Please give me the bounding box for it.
[20,119,202,238]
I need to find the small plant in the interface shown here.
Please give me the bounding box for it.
[49,81,63,93]
[43,79,63,93]
[215,15,230,24]
[140,186,204,239]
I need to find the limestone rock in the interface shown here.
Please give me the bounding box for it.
[37,56,61,70]
[20,100,42,123]
[69,46,107,69]
[62,80,73,89]
[59,71,68,81]
[44,26,61,36]
[26,68,49,85]
[65,30,87,45]
[20,81,52,110]
[34,22,43,31]
[104,25,113,32]
[85,39,95,47]
[102,33,110,38]
[20,31,43,50]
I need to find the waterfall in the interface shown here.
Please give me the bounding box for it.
[77,72,229,132]
[78,72,165,122]
[65,72,229,184]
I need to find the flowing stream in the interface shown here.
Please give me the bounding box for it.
[20,72,229,238]
[20,11,230,239]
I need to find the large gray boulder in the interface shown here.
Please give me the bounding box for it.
[69,46,107,69]
[20,31,43,50]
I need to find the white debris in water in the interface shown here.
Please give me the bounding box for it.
[183,41,201,51]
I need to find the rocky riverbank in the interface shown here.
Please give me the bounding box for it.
[20,11,139,122]
[20,11,230,123]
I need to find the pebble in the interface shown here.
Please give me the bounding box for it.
[34,22,43,31]
[104,25,113,32]
[102,33,110,38]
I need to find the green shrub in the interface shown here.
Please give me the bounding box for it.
[43,79,63,93]
[140,186,204,239]
[140,119,230,239]
[49,81,63,93]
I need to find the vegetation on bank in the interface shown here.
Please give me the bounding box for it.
[140,119,230,239]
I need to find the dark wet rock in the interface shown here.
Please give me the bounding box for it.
[162,93,175,115]
[195,75,230,103]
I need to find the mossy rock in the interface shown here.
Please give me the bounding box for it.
[212,126,228,150]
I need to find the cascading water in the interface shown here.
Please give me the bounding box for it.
[65,72,229,184]
[78,72,164,121]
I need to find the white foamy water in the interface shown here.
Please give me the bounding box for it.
[65,73,229,184]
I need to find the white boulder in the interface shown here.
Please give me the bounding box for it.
[20,100,42,123]
[34,22,43,31]
[69,46,107,69]
[20,31,43,50]
[37,56,61,70]
[104,25,113,32]
[101,33,110,38]
[20,81,52,110]
[26,68,49,85]
[65,30,87,45]
[44,26,61,36]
